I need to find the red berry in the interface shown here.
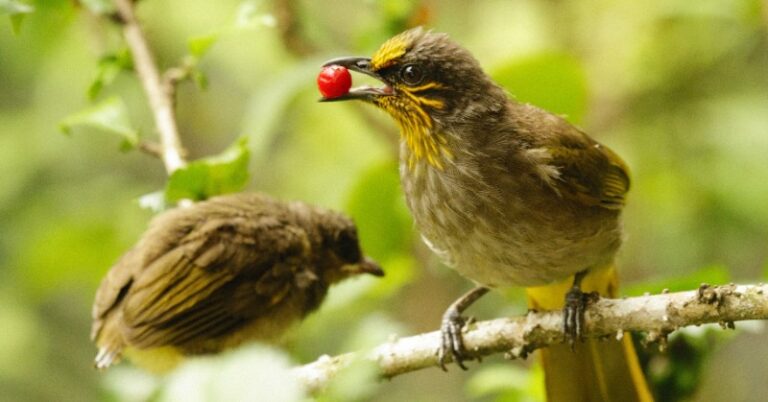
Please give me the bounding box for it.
[317,65,352,99]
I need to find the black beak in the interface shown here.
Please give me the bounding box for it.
[323,57,377,78]
[357,257,385,277]
[320,57,393,102]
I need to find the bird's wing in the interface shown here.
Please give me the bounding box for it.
[119,216,313,350]
[509,103,630,210]
[91,248,141,341]
[548,132,630,209]
[526,129,630,210]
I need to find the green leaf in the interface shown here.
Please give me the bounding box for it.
[188,33,220,59]
[1,0,33,34]
[184,33,217,93]
[59,96,139,149]
[88,49,133,100]
[492,52,589,124]
[164,137,250,202]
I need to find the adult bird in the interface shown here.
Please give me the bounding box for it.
[91,193,383,372]
[322,27,653,402]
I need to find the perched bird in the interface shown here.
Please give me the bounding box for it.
[323,28,652,401]
[91,193,383,372]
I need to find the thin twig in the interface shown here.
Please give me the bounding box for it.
[274,0,315,56]
[161,57,197,105]
[137,140,162,157]
[113,0,187,174]
[293,283,768,394]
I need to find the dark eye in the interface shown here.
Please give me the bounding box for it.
[335,227,361,263]
[400,64,425,86]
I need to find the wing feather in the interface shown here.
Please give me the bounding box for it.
[117,216,312,350]
[510,103,631,211]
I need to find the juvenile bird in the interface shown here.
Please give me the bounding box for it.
[91,193,382,372]
[323,28,652,401]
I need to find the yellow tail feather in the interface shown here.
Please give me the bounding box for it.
[526,265,654,402]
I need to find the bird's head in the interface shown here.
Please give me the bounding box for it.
[311,211,384,284]
[322,27,507,169]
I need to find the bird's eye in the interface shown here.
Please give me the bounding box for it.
[400,64,425,86]
[334,227,362,263]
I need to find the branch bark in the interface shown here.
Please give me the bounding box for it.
[113,0,187,174]
[293,283,768,394]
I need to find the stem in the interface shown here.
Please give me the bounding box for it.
[113,0,187,174]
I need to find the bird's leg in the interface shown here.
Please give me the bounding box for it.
[438,286,490,371]
[563,270,599,347]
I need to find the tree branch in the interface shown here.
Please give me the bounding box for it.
[113,0,187,174]
[293,283,768,394]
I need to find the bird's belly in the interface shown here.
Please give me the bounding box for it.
[435,221,620,287]
[405,163,621,288]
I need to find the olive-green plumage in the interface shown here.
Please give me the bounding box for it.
[324,27,652,401]
[91,193,382,372]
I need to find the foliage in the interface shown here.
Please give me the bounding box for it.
[1,0,767,401]
[0,0,33,34]
[164,137,251,202]
[59,96,139,151]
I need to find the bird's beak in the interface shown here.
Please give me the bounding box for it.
[319,57,394,102]
[346,257,385,277]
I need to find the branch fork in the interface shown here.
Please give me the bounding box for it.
[113,0,187,174]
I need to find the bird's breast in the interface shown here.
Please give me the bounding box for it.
[400,142,622,287]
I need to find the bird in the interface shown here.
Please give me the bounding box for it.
[322,27,653,401]
[91,192,383,372]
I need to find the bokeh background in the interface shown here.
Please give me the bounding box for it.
[1,0,767,401]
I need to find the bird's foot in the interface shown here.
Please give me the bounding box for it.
[437,286,489,370]
[438,306,470,371]
[563,286,599,347]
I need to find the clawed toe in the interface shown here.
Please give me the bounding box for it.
[563,288,599,347]
[563,287,586,347]
[562,270,600,347]
[436,286,489,371]
[438,309,468,370]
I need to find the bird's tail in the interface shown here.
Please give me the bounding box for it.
[525,265,654,402]
[92,316,125,370]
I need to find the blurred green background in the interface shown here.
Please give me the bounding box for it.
[1,0,767,401]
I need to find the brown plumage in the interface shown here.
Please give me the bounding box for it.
[323,28,652,401]
[91,193,382,371]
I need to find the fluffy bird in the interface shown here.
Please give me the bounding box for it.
[323,28,653,401]
[91,193,382,372]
